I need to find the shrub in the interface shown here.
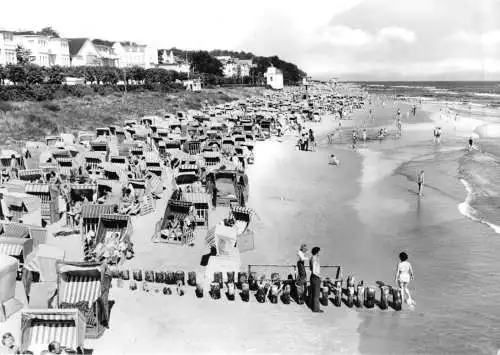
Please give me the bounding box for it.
[0,101,13,112]
[42,102,61,112]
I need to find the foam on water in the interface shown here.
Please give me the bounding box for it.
[458,179,500,235]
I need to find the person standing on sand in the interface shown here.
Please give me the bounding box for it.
[395,252,416,307]
[309,247,323,313]
[297,244,308,286]
[417,170,425,196]
[468,137,474,151]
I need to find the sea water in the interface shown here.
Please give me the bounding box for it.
[245,82,500,354]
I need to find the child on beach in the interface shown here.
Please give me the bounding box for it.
[395,252,416,307]
[417,170,424,196]
[329,154,340,166]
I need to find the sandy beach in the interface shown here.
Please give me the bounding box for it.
[2,86,500,355]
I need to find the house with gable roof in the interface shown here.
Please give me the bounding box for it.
[68,38,101,66]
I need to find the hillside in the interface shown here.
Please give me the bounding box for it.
[159,48,307,85]
[0,87,262,144]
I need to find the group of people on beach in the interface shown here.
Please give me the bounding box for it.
[296,128,315,152]
[296,245,416,313]
[1,333,67,354]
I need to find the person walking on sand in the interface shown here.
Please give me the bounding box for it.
[309,246,323,313]
[417,170,425,196]
[395,251,416,307]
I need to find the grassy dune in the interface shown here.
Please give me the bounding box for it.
[0,87,263,144]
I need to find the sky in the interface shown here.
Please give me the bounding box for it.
[2,0,500,80]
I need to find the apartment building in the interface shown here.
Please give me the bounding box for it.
[0,30,17,65]
[158,50,190,73]
[215,56,253,78]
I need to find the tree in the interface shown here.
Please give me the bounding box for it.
[128,66,146,83]
[26,65,45,85]
[47,66,64,84]
[189,51,223,76]
[102,67,119,85]
[37,27,60,38]
[16,45,33,65]
[6,64,27,85]
[0,65,5,85]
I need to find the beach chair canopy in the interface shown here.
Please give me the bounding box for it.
[0,237,33,263]
[0,255,18,304]
[175,172,198,185]
[25,244,65,282]
[1,222,30,239]
[81,204,115,221]
[182,192,210,209]
[20,309,86,353]
[165,200,194,220]
[25,183,51,195]
[18,169,43,182]
[96,214,131,246]
[57,261,105,300]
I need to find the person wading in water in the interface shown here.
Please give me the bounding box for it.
[417,170,425,196]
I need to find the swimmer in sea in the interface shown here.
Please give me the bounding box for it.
[329,154,340,167]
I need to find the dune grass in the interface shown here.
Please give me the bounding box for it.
[0,87,262,145]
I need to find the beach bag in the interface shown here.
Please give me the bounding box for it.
[295,282,305,305]
[227,283,235,301]
[195,284,204,298]
[175,271,185,285]
[241,283,250,302]
[364,287,376,308]
[270,284,279,304]
[165,271,176,285]
[188,271,197,286]
[121,270,130,280]
[237,272,247,289]
[248,272,258,291]
[320,286,329,307]
[133,270,143,282]
[129,280,137,291]
[392,288,402,311]
[145,270,155,283]
[281,284,291,304]
[155,272,165,283]
[210,282,221,299]
[213,272,223,288]
[256,284,266,303]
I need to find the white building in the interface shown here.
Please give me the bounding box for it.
[0,30,17,65]
[183,78,202,92]
[158,50,190,73]
[113,41,155,68]
[264,66,284,90]
[48,37,70,66]
[1,32,70,67]
[69,38,101,66]
[215,56,253,78]
[14,34,50,66]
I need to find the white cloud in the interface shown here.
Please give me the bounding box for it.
[481,30,500,46]
[320,26,373,46]
[446,29,500,47]
[317,25,416,47]
[376,27,416,42]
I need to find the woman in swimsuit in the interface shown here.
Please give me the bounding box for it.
[395,251,416,306]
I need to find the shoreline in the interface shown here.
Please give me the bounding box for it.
[350,96,500,354]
